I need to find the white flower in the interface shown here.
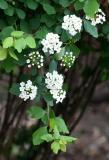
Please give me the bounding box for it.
[86,9,106,26]
[50,89,66,103]
[41,33,62,54]
[26,51,44,68]
[19,80,37,101]
[45,71,64,90]
[45,71,66,103]
[62,15,82,36]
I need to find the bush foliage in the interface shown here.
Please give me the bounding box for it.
[0,0,108,156]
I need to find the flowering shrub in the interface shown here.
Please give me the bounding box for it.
[0,0,107,156]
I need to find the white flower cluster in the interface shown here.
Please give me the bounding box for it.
[86,9,106,26]
[62,15,82,36]
[45,71,66,103]
[41,33,62,54]
[45,71,64,90]
[19,80,37,101]
[26,51,44,68]
[60,51,76,68]
[50,89,66,103]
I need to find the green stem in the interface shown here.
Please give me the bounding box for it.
[47,103,50,124]
[47,104,50,122]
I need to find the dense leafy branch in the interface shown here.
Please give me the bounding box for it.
[0,0,108,159]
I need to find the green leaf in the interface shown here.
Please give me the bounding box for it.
[3,37,13,48]
[29,15,40,30]
[42,3,56,15]
[4,5,14,16]
[9,49,18,61]
[10,83,20,96]
[67,44,80,56]
[0,20,6,30]
[50,110,55,119]
[0,0,8,9]
[25,36,36,48]
[53,126,60,139]
[49,60,57,73]
[71,33,81,43]
[26,0,38,10]
[41,134,53,142]
[2,57,16,73]
[84,20,98,38]
[41,114,48,125]
[59,140,66,152]
[74,1,84,10]
[59,0,71,7]
[15,54,26,66]
[1,26,14,39]
[51,141,60,154]
[55,47,65,60]
[14,38,26,53]
[61,30,71,42]
[0,46,7,60]
[79,0,85,2]
[20,20,30,33]
[60,136,77,143]
[27,106,46,119]
[35,26,48,39]
[11,31,24,38]
[43,92,54,106]
[55,117,69,134]
[32,127,48,145]
[35,75,43,84]
[41,14,56,27]
[83,0,99,18]
[16,8,26,19]
[55,25,62,34]
[49,118,56,131]
[60,143,66,152]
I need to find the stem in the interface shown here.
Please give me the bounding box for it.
[47,103,50,122]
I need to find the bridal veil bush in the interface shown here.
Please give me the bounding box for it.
[0,0,108,156]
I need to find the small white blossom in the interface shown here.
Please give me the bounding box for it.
[60,51,76,68]
[50,89,66,103]
[45,71,64,90]
[45,71,66,103]
[62,15,82,36]
[41,33,62,54]
[86,9,106,26]
[26,51,44,68]
[19,80,37,101]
